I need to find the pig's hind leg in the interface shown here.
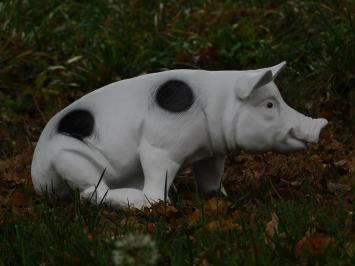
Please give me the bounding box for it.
[192,155,227,197]
[52,136,148,209]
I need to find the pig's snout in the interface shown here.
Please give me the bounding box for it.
[289,117,328,144]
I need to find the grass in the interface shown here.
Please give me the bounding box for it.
[0,0,354,265]
[1,187,355,265]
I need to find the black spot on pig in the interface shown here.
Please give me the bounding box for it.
[155,80,194,112]
[57,109,94,140]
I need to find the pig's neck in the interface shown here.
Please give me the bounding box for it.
[202,90,240,154]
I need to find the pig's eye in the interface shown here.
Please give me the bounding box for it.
[266,102,274,109]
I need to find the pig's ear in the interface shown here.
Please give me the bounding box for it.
[270,61,286,78]
[235,61,286,100]
[235,69,273,100]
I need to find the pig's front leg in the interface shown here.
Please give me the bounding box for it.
[192,155,227,197]
[139,140,181,203]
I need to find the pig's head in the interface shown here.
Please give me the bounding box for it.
[231,62,328,153]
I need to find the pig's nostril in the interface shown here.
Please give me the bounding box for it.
[307,118,328,143]
[318,118,328,130]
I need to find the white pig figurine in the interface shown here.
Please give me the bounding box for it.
[31,62,328,209]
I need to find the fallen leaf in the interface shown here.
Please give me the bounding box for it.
[0,161,7,173]
[170,217,181,228]
[187,209,202,226]
[205,197,231,215]
[294,233,334,258]
[328,138,344,150]
[151,201,178,218]
[345,241,355,258]
[334,159,348,167]
[165,205,179,216]
[0,129,10,141]
[249,213,257,229]
[350,155,355,174]
[345,213,353,231]
[193,258,210,266]
[206,220,221,232]
[206,219,241,232]
[327,182,352,193]
[189,235,197,248]
[265,213,279,238]
[12,191,26,206]
[200,259,209,266]
[147,222,156,233]
[290,180,302,186]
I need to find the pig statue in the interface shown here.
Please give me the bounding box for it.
[31,62,328,209]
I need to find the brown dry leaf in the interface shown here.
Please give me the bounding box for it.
[249,213,257,229]
[187,209,202,226]
[327,182,352,193]
[150,201,165,215]
[147,222,156,233]
[290,180,302,187]
[345,213,352,228]
[281,178,300,186]
[65,202,75,213]
[0,160,7,173]
[345,241,355,258]
[294,233,334,258]
[350,155,355,174]
[1,150,33,183]
[205,197,231,215]
[120,217,140,230]
[334,159,348,167]
[206,220,220,232]
[189,235,197,248]
[200,259,209,266]
[165,205,179,217]
[265,213,279,238]
[12,191,26,206]
[151,201,178,218]
[170,217,181,228]
[329,138,344,150]
[206,218,241,232]
[193,257,210,266]
[0,129,10,141]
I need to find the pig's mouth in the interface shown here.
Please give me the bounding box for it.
[288,135,309,149]
[285,118,328,150]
